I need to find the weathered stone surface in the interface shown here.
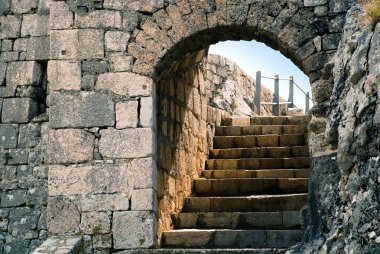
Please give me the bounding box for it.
[329,0,348,13]
[105,31,130,51]
[48,163,128,196]
[99,128,153,158]
[82,60,108,74]
[116,101,138,129]
[0,124,18,149]
[32,236,83,254]
[122,10,140,31]
[9,207,39,235]
[311,80,333,103]
[6,61,42,87]
[128,157,157,190]
[1,51,19,62]
[50,92,115,128]
[104,0,164,13]
[80,212,110,234]
[46,129,94,164]
[18,123,41,148]
[0,165,16,180]
[75,10,122,29]
[2,98,39,123]
[368,23,380,79]
[21,14,49,37]
[48,61,81,91]
[0,16,21,39]
[322,33,341,50]
[131,189,156,211]
[49,1,73,29]
[27,184,47,207]
[81,194,130,212]
[26,36,50,60]
[108,53,133,72]
[1,39,12,51]
[37,0,51,14]
[93,234,112,249]
[48,197,80,234]
[0,0,10,15]
[10,0,38,13]
[304,0,328,7]
[81,74,96,90]
[50,29,104,60]
[113,211,156,249]
[140,97,153,127]
[0,148,29,165]
[1,190,27,207]
[97,72,152,97]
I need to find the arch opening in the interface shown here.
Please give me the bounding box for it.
[154,27,318,246]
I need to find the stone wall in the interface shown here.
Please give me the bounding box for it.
[0,3,49,253]
[156,51,206,242]
[205,54,287,116]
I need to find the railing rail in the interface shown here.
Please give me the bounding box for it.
[254,71,311,116]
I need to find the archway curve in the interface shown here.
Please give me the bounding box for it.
[128,0,343,84]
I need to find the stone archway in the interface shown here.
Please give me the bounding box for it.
[127,0,347,248]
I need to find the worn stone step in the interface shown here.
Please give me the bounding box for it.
[215,125,308,136]
[172,211,301,230]
[213,134,306,149]
[202,169,309,179]
[221,116,308,126]
[117,248,286,253]
[210,146,309,159]
[183,194,308,212]
[162,229,303,248]
[193,178,308,196]
[206,158,310,170]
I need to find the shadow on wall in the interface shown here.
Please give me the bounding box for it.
[156,50,210,243]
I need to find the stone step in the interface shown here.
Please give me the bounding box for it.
[221,116,308,126]
[172,211,301,230]
[117,248,286,253]
[215,125,308,136]
[206,158,310,170]
[183,194,308,212]
[202,169,309,179]
[209,146,309,159]
[213,134,307,149]
[162,229,303,248]
[193,178,308,196]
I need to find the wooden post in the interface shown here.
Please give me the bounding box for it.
[273,75,280,116]
[288,76,294,108]
[306,92,310,112]
[254,71,261,115]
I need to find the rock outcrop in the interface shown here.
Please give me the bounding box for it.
[290,6,380,254]
[205,54,288,117]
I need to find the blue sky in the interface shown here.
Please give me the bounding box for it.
[209,40,312,111]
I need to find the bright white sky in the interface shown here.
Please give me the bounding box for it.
[209,40,313,111]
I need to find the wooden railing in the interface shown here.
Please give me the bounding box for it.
[254,71,311,116]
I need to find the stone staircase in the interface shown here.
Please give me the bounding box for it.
[161,116,309,253]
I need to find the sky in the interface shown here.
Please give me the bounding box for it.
[208,40,313,111]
